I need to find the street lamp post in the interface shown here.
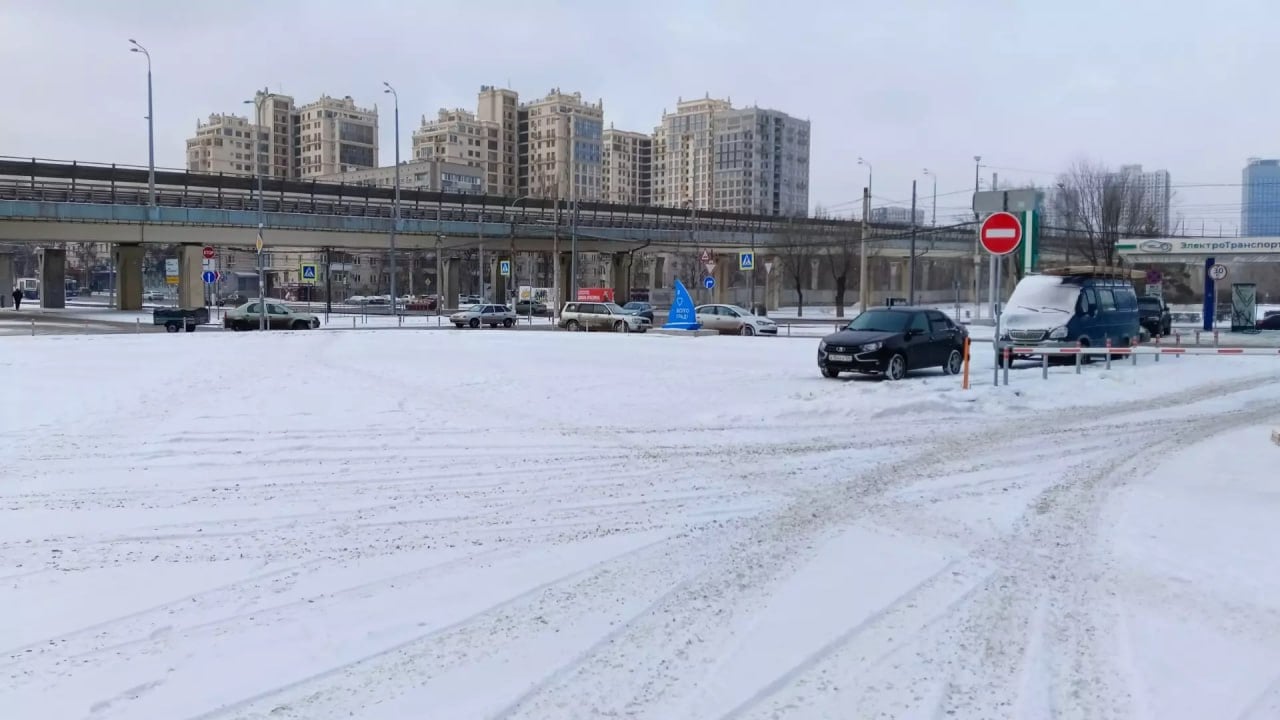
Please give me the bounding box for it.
[922,168,937,227]
[383,82,400,311]
[857,157,872,202]
[973,155,983,317]
[128,40,155,208]
[245,89,269,330]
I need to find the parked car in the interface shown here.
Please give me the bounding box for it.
[450,303,517,328]
[621,301,656,323]
[223,301,321,331]
[998,268,1142,361]
[513,299,550,316]
[694,304,778,336]
[142,290,167,302]
[1258,314,1280,331]
[153,307,209,333]
[217,292,250,307]
[1137,295,1172,336]
[457,294,482,308]
[558,302,651,332]
[818,307,968,380]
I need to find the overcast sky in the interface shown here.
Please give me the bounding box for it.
[3,0,1276,233]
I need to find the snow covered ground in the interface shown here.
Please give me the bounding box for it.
[3,331,1280,719]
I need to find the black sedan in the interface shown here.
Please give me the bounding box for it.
[818,307,968,380]
[621,301,656,322]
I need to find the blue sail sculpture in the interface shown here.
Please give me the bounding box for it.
[662,279,702,330]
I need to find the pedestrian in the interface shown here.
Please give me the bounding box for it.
[11,287,22,311]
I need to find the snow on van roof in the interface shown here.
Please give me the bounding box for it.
[1040,265,1145,280]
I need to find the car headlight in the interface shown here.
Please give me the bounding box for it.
[819,340,827,352]
[1048,325,1068,339]
[861,342,882,352]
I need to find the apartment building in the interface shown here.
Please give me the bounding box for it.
[251,91,300,179]
[296,95,379,178]
[411,108,494,180]
[185,113,261,176]
[651,96,810,216]
[602,127,652,205]
[1115,164,1172,234]
[316,159,484,194]
[520,89,604,202]
[477,86,520,196]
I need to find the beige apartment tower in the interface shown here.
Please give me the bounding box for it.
[476,86,520,196]
[185,113,260,176]
[520,89,604,202]
[251,91,299,179]
[602,127,652,206]
[296,95,379,178]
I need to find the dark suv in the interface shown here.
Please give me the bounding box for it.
[1137,295,1172,337]
[818,307,968,381]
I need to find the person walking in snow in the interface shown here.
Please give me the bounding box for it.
[11,287,22,310]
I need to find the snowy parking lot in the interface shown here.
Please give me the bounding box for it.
[3,330,1280,719]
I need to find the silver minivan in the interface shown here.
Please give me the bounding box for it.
[558,302,650,332]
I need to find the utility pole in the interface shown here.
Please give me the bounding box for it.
[909,180,918,306]
[245,89,268,330]
[859,187,870,311]
[569,118,579,301]
[383,82,400,309]
[972,155,982,317]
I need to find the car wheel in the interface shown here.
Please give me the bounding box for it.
[165,321,179,333]
[503,318,514,328]
[469,318,480,328]
[741,324,756,336]
[291,320,309,330]
[454,323,464,329]
[821,367,841,379]
[943,349,963,375]
[614,320,629,333]
[566,320,580,331]
[885,353,908,381]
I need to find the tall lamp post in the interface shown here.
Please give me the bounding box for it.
[244,89,269,330]
[922,168,937,227]
[128,39,155,207]
[383,82,400,310]
[857,157,872,202]
[973,155,983,316]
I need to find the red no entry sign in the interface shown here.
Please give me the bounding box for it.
[979,212,1022,256]
[202,246,216,260]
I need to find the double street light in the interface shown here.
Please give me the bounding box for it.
[128,39,155,208]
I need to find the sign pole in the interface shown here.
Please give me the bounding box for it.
[993,257,1002,388]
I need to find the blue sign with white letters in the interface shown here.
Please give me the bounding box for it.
[201,271,216,284]
[703,276,715,290]
[662,279,702,330]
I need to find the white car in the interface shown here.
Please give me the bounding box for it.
[695,304,777,336]
[450,303,517,328]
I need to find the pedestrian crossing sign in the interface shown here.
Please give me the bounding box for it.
[500,260,511,277]
[739,252,755,271]
[300,262,318,284]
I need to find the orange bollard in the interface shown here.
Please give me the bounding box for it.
[962,336,971,389]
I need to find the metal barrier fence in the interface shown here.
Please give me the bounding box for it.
[993,340,1280,386]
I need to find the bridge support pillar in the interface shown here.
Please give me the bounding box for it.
[115,243,144,311]
[713,260,730,305]
[440,256,459,310]
[766,258,782,311]
[491,257,508,304]
[610,253,632,303]
[0,252,13,308]
[177,245,206,308]
[39,247,66,309]
[557,252,573,306]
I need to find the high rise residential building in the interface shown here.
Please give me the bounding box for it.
[477,86,520,196]
[651,96,810,216]
[251,91,300,179]
[191,91,377,180]
[296,95,379,178]
[602,127,652,205]
[1115,164,1172,234]
[520,89,604,202]
[1242,158,1280,237]
[411,109,493,176]
[316,159,484,194]
[185,113,261,176]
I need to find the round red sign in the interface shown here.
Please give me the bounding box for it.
[202,246,216,260]
[979,212,1023,256]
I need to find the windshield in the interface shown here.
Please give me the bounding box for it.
[603,303,626,314]
[724,305,752,317]
[846,310,911,332]
[467,304,484,311]
[1006,275,1081,315]
[623,302,645,310]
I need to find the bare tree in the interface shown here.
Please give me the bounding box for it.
[775,217,820,316]
[1052,159,1167,267]
[818,207,860,317]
